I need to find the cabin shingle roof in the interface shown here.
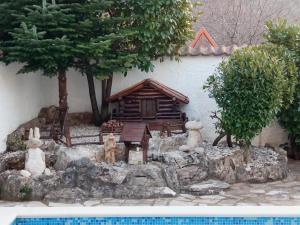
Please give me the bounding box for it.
[120,122,151,143]
[109,78,189,104]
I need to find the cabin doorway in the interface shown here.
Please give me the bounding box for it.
[141,99,156,118]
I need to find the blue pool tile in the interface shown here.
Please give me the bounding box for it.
[11,217,300,225]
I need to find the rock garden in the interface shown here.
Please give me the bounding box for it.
[0,18,299,207]
[0,107,289,204]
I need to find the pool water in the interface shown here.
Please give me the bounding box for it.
[12,217,300,225]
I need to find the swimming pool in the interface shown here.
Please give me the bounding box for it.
[11,217,300,225]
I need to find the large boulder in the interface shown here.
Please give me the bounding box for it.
[149,132,187,159]
[125,163,166,187]
[162,150,208,191]
[6,130,26,152]
[0,151,26,172]
[61,159,174,199]
[0,170,30,201]
[60,158,128,191]
[0,170,60,201]
[54,146,98,170]
[205,144,288,184]
[38,105,58,124]
[236,146,288,183]
[206,145,245,183]
[111,163,173,199]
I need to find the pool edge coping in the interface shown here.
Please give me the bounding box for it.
[4,206,300,225]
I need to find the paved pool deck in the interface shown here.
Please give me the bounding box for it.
[1,160,300,207]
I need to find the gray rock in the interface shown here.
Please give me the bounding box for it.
[149,132,187,159]
[206,145,244,183]
[236,147,288,183]
[45,151,57,168]
[98,163,128,185]
[0,170,30,201]
[30,173,61,200]
[125,163,166,187]
[54,146,97,170]
[0,170,60,201]
[0,151,25,172]
[6,130,26,152]
[162,150,208,190]
[44,187,88,204]
[58,162,174,199]
[182,179,230,196]
[60,159,128,192]
[38,105,58,124]
[206,145,288,184]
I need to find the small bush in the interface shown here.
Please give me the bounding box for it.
[204,44,297,145]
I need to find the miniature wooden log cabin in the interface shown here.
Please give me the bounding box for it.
[109,79,189,132]
[120,122,152,163]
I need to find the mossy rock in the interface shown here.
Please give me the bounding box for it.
[6,130,26,152]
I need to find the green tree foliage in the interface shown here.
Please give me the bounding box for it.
[265,20,300,158]
[0,0,38,42]
[0,0,197,125]
[2,0,76,75]
[204,45,297,146]
[77,0,196,123]
[0,0,81,128]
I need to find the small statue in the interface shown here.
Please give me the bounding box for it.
[34,127,40,139]
[179,121,204,152]
[26,127,43,149]
[104,133,117,164]
[25,147,46,177]
[24,127,46,177]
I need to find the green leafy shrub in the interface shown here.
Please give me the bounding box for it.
[204,45,297,145]
[265,20,300,157]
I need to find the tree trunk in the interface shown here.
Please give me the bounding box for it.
[227,133,233,147]
[213,132,233,147]
[101,75,113,123]
[212,132,226,146]
[243,145,251,163]
[58,70,68,130]
[58,70,71,147]
[86,73,101,126]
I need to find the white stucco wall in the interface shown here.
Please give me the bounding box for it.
[0,65,101,152]
[112,57,288,146]
[0,56,288,152]
[0,65,46,152]
[41,69,102,113]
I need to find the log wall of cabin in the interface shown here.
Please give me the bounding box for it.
[112,85,182,120]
